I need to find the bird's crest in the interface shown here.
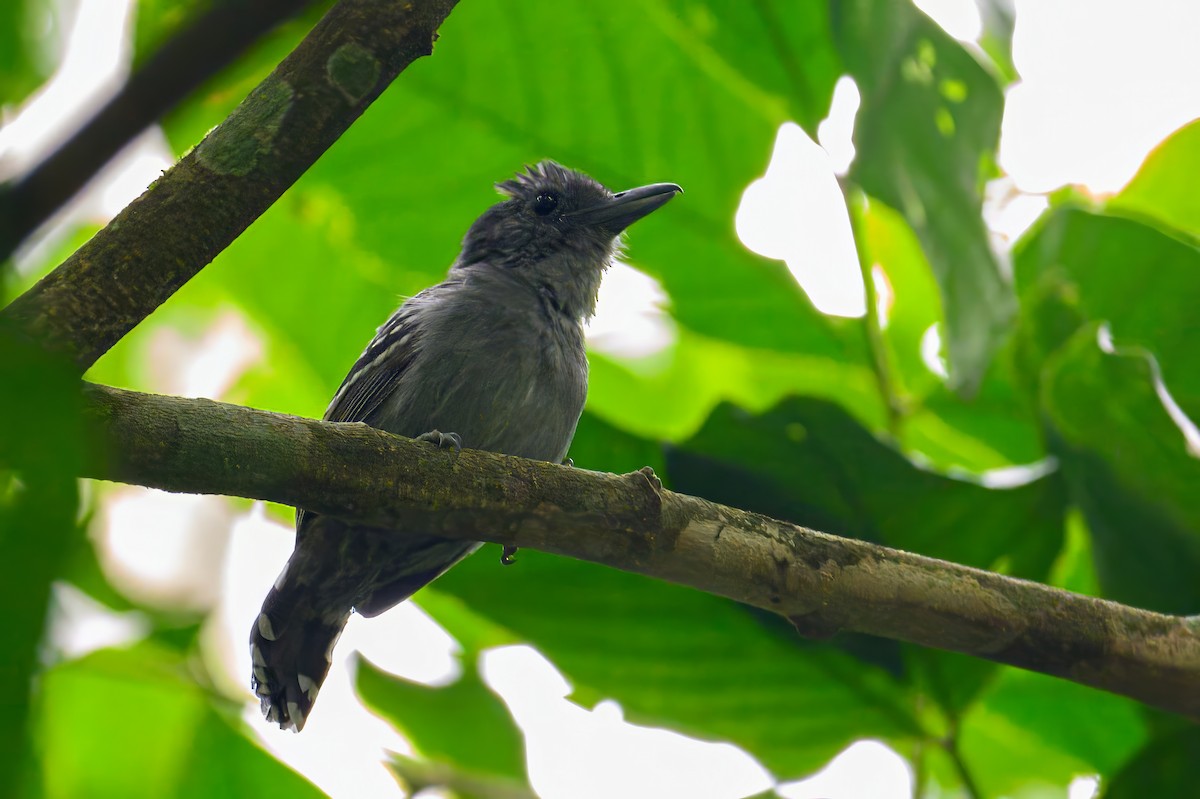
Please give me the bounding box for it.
[496,161,591,199]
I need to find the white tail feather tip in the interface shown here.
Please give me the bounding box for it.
[256,613,277,641]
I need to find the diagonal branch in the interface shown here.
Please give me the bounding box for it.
[81,382,1200,721]
[0,0,317,262]
[0,0,461,371]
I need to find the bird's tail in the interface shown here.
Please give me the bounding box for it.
[250,557,350,733]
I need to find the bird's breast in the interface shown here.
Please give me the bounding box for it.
[382,294,588,464]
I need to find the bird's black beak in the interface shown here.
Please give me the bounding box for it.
[568,182,683,232]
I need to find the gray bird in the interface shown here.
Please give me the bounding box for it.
[250,161,681,731]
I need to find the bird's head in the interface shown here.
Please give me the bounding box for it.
[455,161,681,320]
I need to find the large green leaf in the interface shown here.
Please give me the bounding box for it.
[35,644,323,799]
[855,197,944,405]
[131,0,215,65]
[906,368,1045,471]
[853,199,1045,473]
[1014,207,1200,420]
[666,395,1064,718]
[587,330,886,443]
[1014,210,1200,613]
[135,1,895,443]
[156,0,856,361]
[1040,323,1200,613]
[425,397,1068,782]
[834,0,1013,391]
[1104,726,1200,798]
[668,397,1063,575]
[974,0,1018,83]
[0,0,43,106]
[0,330,84,797]
[432,547,919,781]
[357,657,528,784]
[354,592,533,794]
[304,1,854,360]
[1109,118,1200,241]
[423,408,921,779]
[958,669,1147,797]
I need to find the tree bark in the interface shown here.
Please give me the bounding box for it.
[81,382,1200,721]
[0,0,316,260]
[0,0,461,371]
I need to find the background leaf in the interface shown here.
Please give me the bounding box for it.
[431,549,920,780]
[835,0,1013,391]
[357,655,528,784]
[9,0,1200,795]
[1039,323,1200,613]
[36,644,323,799]
[1109,118,1200,240]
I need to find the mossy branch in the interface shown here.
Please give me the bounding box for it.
[81,382,1200,721]
[0,0,461,371]
[0,0,316,261]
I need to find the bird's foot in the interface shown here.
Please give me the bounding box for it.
[562,457,574,467]
[416,430,462,454]
[501,544,519,565]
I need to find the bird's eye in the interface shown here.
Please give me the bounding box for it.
[532,192,559,216]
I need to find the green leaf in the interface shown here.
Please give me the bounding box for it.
[302,0,855,362]
[668,397,1063,576]
[35,644,322,799]
[178,711,326,799]
[958,669,1147,797]
[433,549,919,780]
[0,0,44,106]
[567,410,666,476]
[149,2,330,149]
[666,396,1064,716]
[1109,118,1200,241]
[354,590,530,788]
[0,476,79,798]
[413,409,919,778]
[835,0,1013,391]
[656,0,841,135]
[975,0,1018,83]
[442,404,922,777]
[1104,726,1200,798]
[1014,208,1200,420]
[856,198,944,404]
[0,328,85,797]
[1040,322,1200,613]
[853,199,1046,472]
[905,373,1045,471]
[131,0,215,66]
[153,0,885,438]
[587,328,886,443]
[356,655,528,784]
[386,753,537,799]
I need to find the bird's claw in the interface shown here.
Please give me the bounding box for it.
[417,430,462,454]
[501,545,519,565]
[562,457,574,467]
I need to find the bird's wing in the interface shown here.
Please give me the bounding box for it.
[323,307,423,424]
[295,296,430,532]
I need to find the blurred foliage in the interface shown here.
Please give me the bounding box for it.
[36,643,324,798]
[0,0,47,107]
[5,0,1200,797]
[1109,118,1200,241]
[835,0,1012,392]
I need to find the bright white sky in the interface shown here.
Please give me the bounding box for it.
[12,0,1200,797]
